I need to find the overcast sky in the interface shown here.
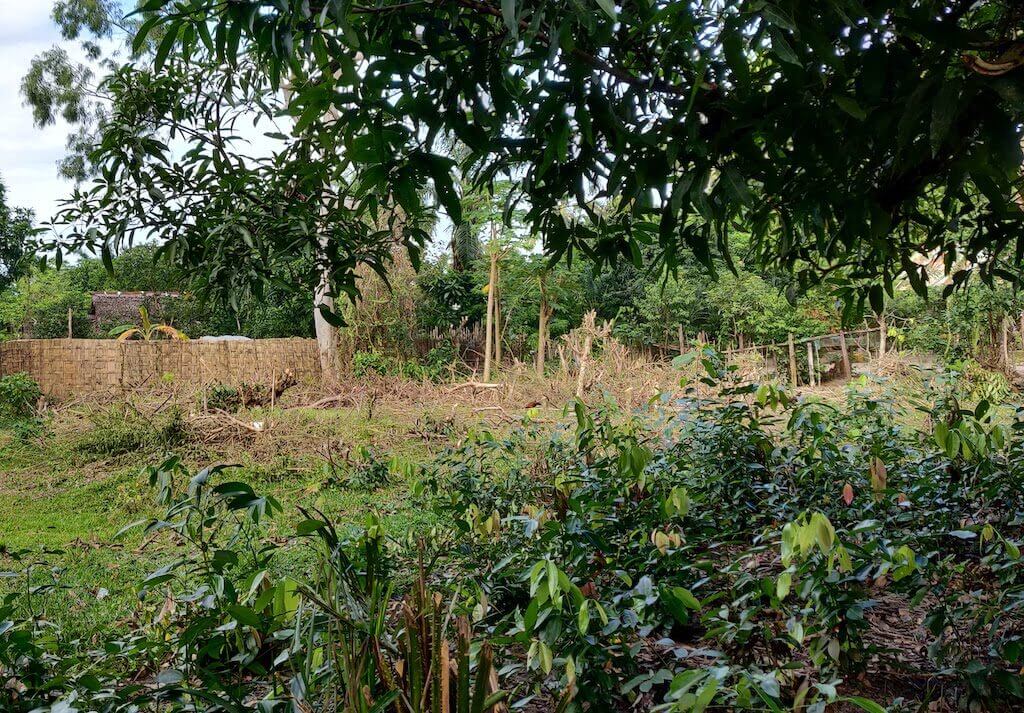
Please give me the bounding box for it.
[0,1,457,258]
[0,1,90,225]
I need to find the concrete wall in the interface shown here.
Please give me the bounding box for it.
[0,338,320,397]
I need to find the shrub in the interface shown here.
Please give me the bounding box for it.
[204,373,296,411]
[4,352,1023,711]
[352,348,456,382]
[418,352,1023,710]
[0,372,41,419]
[0,459,507,712]
[206,382,243,411]
[74,406,187,458]
[951,358,1012,404]
[322,444,396,491]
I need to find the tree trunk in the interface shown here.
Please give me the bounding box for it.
[493,264,502,365]
[839,331,851,378]
[313,236,339,381]
[482,252,498,383]
[1001,316,1010,368]
[576,332,593,399]
[677,324,685,354]
[285,77,341,383]
[537,273,550,376]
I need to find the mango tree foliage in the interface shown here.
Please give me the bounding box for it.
[51,53,426,316]
[100,0,1024,306]
[20,0,148,181]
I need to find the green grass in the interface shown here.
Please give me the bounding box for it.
[0,401,465,639]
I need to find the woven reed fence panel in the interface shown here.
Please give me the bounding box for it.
[0,338,320,397]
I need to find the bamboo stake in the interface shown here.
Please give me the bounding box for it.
[537,273,550,376]
[806,341,815,388]
[878,313,887,361]
[482,252,498,383]
[788,333,798,387]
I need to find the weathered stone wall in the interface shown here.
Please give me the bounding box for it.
[0,338,320,397]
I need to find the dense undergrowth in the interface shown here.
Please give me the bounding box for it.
[1,353,1022,711]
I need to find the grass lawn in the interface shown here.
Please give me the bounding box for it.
[0,370,956,641]
[0,398,488,640]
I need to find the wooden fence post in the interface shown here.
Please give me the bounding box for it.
[788,333,798,387]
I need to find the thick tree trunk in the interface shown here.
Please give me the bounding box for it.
[285,77,341,383]
[314,236,338,381]
[482,252,498,383]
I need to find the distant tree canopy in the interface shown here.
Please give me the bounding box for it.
[47,1,1024,319]
[0,177,34,291]
[0,244,314,340]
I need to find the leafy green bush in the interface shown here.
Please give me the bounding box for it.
[4,355,1023,711]
[321,445,404,491]
[0,459,506,712]
[417,353,1023,710]
[74,406,187,458]
[352,348,457,382]
[949,358,1012,405]
[0,372,41,419]
[206,382,243,411]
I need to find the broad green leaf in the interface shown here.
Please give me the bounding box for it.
[842,697,888,713]
[930,80,961,156]
[776,571,792,600]
[595,0,617,20]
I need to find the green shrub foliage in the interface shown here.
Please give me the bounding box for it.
[0,372,41,419]
[2,358,1023,710]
